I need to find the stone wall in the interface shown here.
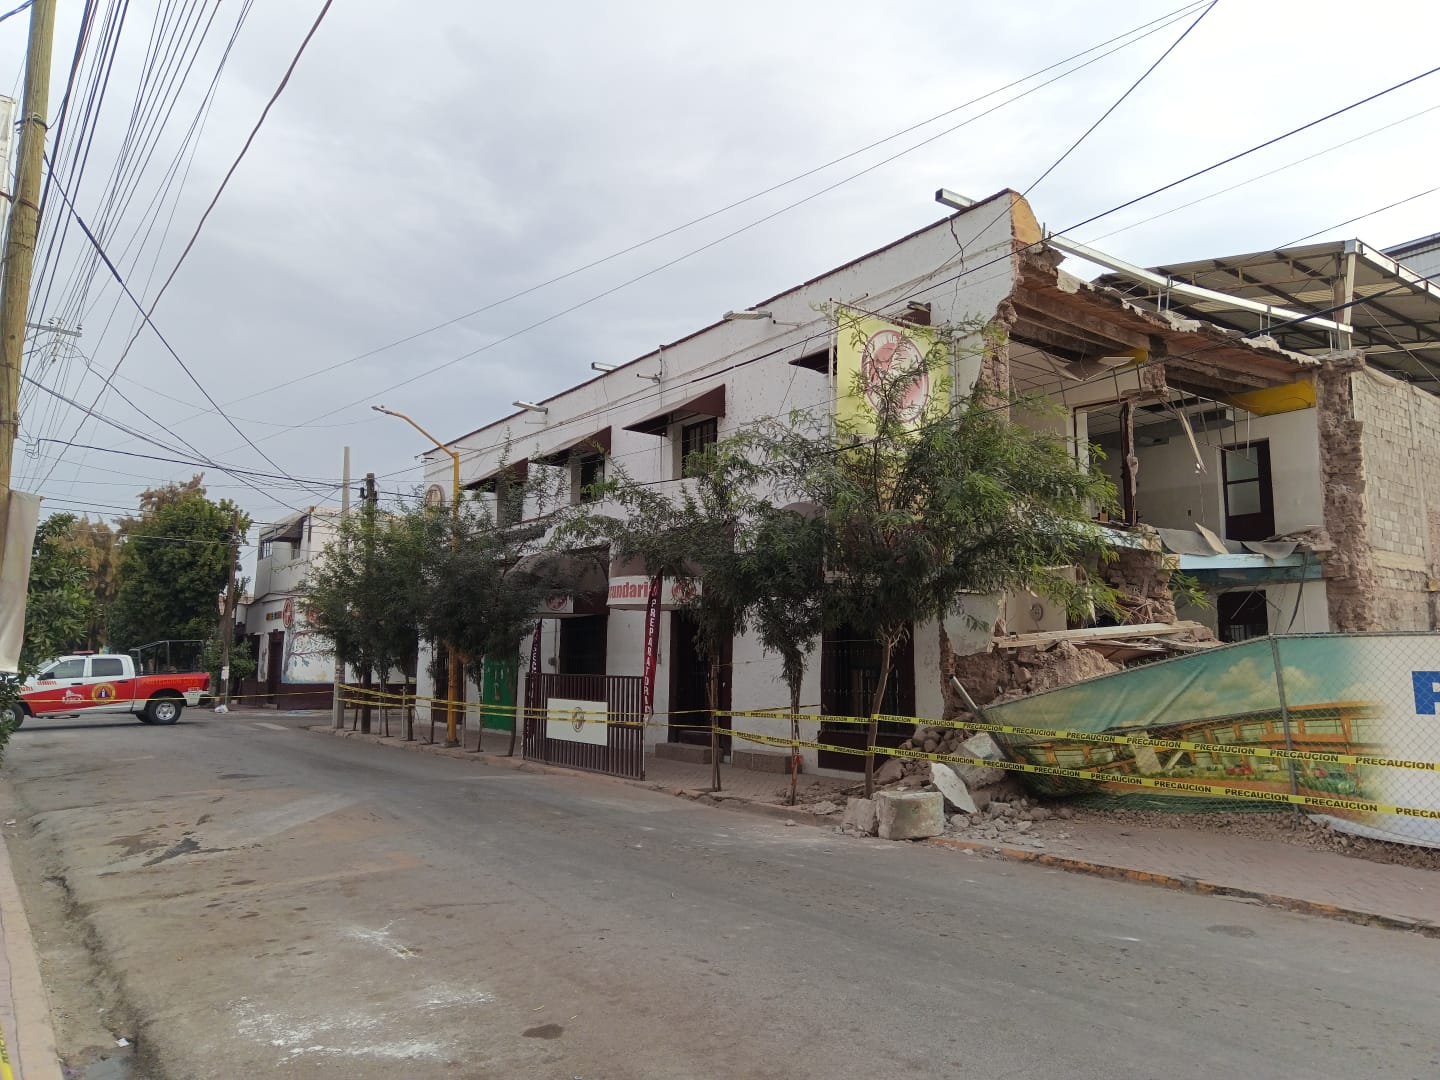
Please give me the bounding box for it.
[1349,365,1440,631]
[1315,355,1380,630]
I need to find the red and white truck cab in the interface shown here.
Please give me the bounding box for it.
[6,653,209,727]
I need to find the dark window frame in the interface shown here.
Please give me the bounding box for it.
[679,417,718,479]
[1221,440,1276,541]
[575,454,605,504]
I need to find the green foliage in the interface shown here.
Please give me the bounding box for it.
[746,320,1120,792]
[302,501,433,688]
[200,637,257,684]
[59,516,120,649]
[109,477,249,650]
[17,514,95,673]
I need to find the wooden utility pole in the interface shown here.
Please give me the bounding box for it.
[0,0,57,559]
[332,446,350,729]
[359,472,377,734]
[217,517,241,708]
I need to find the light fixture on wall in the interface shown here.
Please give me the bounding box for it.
[590,362,617,373]
[512,400,549,415]
[723,309,772,321]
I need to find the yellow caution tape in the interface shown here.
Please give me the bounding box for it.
[877,745,1439,818]
[724,709,1440,775]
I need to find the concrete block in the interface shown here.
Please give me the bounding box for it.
[732,748,794,774]
[874,757,906,786]
[929,762,977,814]
[875,791,945,841]
[842,797,877,835]
[952,732,1006,789]
[654,742,712,765]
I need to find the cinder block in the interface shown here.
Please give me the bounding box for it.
[875,791,945,841]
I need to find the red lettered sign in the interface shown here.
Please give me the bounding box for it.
[641,575,662,717]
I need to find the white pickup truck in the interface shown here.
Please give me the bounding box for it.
[3,653,210,727]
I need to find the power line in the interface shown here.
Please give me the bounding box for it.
[134,3,1212,435]
[1025,1,1216,196]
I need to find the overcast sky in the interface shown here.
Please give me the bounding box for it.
[6,0,1439,547]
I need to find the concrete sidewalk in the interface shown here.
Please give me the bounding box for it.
[0,792,65,1080]
[310,718,1439,934]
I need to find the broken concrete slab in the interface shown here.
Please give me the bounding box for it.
[875,791,945,841]
[809,800,841,816]
[929,762,977,815]
[874,758,906,786]
[841,797,878,836]
[951,732,1007,789]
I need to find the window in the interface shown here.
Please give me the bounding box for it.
[46,659,85,680]
[575,454,605,504]
[258,539,273,560]
[1222,441,1275,541]
[89,657,124,677]
[680,418,718,478]
[1217,590,1268,643]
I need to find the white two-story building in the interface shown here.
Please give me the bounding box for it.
[409,189,1327,777]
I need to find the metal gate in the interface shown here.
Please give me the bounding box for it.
[523,673,646,780]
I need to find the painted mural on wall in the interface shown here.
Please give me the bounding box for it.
[281,598,335,684]
[985,634,1440,848]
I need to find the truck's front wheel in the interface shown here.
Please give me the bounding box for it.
[1,703,26,729]
[145,698,182,725]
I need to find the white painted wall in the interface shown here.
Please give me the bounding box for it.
[1098,407,1324,540]
[415,197,1030,776]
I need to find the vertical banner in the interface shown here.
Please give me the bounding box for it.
[528,620,543,676]
[641,574,662,718]
[0,491,42,673]
[834,306,946,434]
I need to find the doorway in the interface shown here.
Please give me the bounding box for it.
[266,630,284,704]
[559,613,609,675]
[818,625,916,771]
[1222,441,1275,541]
[668,610,731,750]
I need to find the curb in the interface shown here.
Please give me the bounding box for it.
[924,835,1438,937]
[0,790,66,1080]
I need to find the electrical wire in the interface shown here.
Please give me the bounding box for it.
[134,3,1213,434]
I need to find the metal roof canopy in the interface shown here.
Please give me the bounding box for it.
[622,385,726,436]
[1094,239,1440,392]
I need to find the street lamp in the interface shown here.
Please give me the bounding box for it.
[372,404,465,748]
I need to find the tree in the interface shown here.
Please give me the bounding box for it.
[0,514,95,739]
[109,477,249,650]
[755,319,1119,795]
[562,441,769,790]
[60,516,120,649]
[303,500,419,734]
[418,491,573,756]
[735,496,827,805]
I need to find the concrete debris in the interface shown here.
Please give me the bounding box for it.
[929,763,977,815]
[841,797,878,836]
[948,814,972,829]
[873,758,906,787]
[808,800,841,816]
[875,791,945,841]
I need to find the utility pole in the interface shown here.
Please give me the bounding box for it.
[332,446,350,729]
[358,472,377,734]
[0,0,57,560]
[217,517,241,710]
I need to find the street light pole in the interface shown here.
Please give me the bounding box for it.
[373,405,464,748]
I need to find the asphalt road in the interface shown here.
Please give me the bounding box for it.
[2,709,1438,1080]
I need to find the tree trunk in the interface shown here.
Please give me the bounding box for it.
[404,682,414,742]
[787,678,802,806]
[360,667,372,734]
[708,652,721,792]
[863,637,895,798]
